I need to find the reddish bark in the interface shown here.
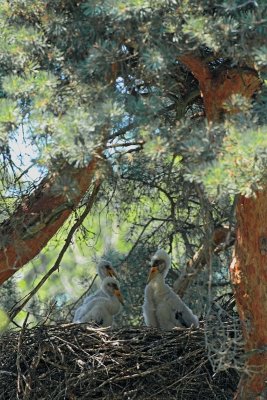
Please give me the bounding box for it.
[230,193,267,399]
[181,54,265,399]
[0,156,100,284]
[180,54,260,120]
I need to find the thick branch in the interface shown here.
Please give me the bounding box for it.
[9,180,102,321]
[173,226,235,297]
[180,55,261,121]
[0,153,101,285]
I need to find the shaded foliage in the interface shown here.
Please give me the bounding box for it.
[0,2,266,397]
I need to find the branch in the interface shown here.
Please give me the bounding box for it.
[105,140,145,148]
[66,274,98,319]
[8,181,102,322]
[109,122,136,140]
[0,150,102,285]
[16,312,29,396]
[180,54,212,86]
[173,226,235,297]
[180,54,261,121]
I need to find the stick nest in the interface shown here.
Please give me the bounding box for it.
[0,324,239,400]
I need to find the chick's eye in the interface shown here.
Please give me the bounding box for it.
[111,283,118,290]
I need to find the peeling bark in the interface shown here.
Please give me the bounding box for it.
[0,155,100,284]
[230,193,267,399]
[180,54,261,121]
[181,54,265,399]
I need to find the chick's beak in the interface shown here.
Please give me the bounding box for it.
[147,266,159,284]
[107,267,118,280]
[114,289,124,305]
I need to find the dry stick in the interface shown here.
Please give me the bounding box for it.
[172,228,235,297]
[0,324,238,400]
[66,273,98,319]
[16,312,30,398]
[23,344,48,400]
[9,181,102,322]
[122,217,168,265]
[38,301,58,326]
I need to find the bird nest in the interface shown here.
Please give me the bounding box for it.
[0,324,239,400]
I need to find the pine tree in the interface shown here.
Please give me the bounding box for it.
[0,1,266,398]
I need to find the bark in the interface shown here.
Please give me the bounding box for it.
[181,54,265,399]
[230,193,267,399]
[173,226,235,297]
[0,155,100,285]
[8,181,102,322]
[180,54,260,121]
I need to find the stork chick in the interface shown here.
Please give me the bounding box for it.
[143,249,170,328]
[76,277,124,327]
[73,259,118,323]
[143,249,199,330]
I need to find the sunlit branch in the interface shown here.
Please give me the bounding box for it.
[8,181,102,322]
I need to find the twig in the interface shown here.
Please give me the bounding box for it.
[66,274,98,319]
[16,312,29,398]
[105,140,145,148]
[9,181,102,322]
[23,344,48,400]
[0,324,239,400]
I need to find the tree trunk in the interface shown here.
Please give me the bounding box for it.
[181,54,265,399]
[230,193,267,399]
[180,54,260,121]
[0,155,100,284]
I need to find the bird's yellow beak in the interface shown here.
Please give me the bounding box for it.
[147,266,159,284]
[114,289,124,305]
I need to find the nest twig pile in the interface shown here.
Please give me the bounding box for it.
[0,324,239,400]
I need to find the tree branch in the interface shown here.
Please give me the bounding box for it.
[180,54,261,121]
[173,226,235,297]
[8,181,102,322]
[0,151,102,285]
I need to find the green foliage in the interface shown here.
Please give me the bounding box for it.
[0,277,18,328]
[203,124,267,197]
[0,309,9,331]
[3,71,58,107]
[0,0,266,328]
[0,99,20,125]
[183,15,220,51]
